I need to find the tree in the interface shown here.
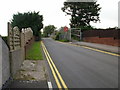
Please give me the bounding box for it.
[43,25,56,37]
[11,11,43,40]
[61,1,101,30]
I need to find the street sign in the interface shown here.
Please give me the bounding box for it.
[64,26,68,32]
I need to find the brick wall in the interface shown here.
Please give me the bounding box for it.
[82,30,120,46]
[83,37,120,46]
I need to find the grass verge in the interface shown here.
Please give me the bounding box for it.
[57,39,69,42]
[26,41,43,60]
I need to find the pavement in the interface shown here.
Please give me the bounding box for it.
[43,38,118,88]
[3,60,49,89]
[70,40,119,54]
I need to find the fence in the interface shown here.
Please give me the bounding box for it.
[7,22,33,76]
[22,28,33,45]
[8,23,33,51]
[0,22,34,89]
[8,26,21,51]
[71,28,82,41]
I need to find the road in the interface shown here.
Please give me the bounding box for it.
[42,38,118,88]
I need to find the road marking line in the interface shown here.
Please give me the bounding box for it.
[41,41,68,90]
[48,82,53,90]
[42,42,68,89]
[41,42,62,90]
[56,41,120,57]
[81,46,120,57]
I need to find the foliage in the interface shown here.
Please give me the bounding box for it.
[80,26,94,31]
[55,32,69,42]
[61,2,101,29]
[59,39,69,42]
[43,25,56,37]
[51,30,58,39]
[11,11,43,39]
[55,32,61,40]
[35,31,42,41]
[106,27,119,30]
[26,42,43,60]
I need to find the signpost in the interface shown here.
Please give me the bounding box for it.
[64,26,68,32]
[63,26,68,40]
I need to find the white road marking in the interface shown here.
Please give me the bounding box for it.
[48,82,53,90]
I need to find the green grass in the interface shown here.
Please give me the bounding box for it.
[58,39,69,42]
[26,41,43,60]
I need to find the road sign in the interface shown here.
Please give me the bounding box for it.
[64,26,68,32]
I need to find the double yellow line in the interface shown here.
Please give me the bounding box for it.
[41,41,68,90]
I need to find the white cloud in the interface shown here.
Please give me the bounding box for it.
[91,0,119,28]
[0,0,119,36]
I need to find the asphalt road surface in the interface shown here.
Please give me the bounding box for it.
[42,38,118,88]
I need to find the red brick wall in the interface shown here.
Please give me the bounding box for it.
[83,37,120,46]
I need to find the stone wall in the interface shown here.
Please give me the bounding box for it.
[0,37,10,89]
[10,49,24,76]
[0,37,2,89]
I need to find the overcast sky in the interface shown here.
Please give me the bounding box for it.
[0,0,119,36]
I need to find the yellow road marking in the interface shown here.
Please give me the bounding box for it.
[81,46,120,57]
[41,41,68,90]
[42,42,68,90]
[56,41,120,57]
[41,42,62,90]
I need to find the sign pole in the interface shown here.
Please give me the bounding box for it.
[70,28,71,41]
